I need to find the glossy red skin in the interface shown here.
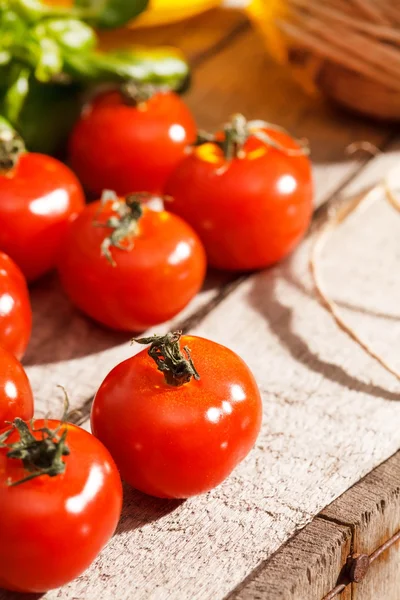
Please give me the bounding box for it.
[91,336,262,498]
[0,153,85,282]
[0,420,122,593]
[58,201,206,332]
[166,129,313,271]
[0,346,33,429]
[0,252,32,359]
[69,90,197,196]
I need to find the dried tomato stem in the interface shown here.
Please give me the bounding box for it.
[120,81,158,107]
[134,331,200,387]
[310,181,400,382]
[0,126,25,175]
[0,418,70,486]
[195,114,309,160]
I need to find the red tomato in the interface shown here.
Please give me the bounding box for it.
[68,90,196,196]
[58,195,206,331]
[0,153,85,282]
[0,346,33,429]
[0,419,122,593]
[0,252,32,359]
[166,116,313,271]
[91,332,262,498]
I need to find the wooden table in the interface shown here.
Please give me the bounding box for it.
[3,9,400,600]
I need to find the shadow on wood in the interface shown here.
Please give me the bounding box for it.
[246,267,400,402]
[116,484,184,534]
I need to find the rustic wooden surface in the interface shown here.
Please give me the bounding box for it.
[230,517,352,600]
[2,8,400,600]
[322,453,400,600]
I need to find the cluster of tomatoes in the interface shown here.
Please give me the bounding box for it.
[0,87,313,593]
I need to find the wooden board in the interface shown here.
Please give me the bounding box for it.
[3,9,400,600]
[322,452,400,600]
[3,138,398,600]
[229,518,352,600]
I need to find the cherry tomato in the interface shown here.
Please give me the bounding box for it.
[91,332,262,498]
[0,252,32,359]
[68,90,196,196]
[0,152,85,282]
[166,115,313,271]
[0,419,122,593]
[0,346,33,429]
[58,194,206,332]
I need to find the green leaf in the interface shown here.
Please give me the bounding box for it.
[63,46,190,91]
[2,65,30,124]
[34,37,63,82]
[33,18,97,53]
[74,0,149,29]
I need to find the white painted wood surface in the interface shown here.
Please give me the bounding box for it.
[1,148,398,600]
[2,11,400,600]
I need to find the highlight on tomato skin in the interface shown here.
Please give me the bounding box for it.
[58,193,207,332]
[165,114,314,272]
[68,89,197,197]
[0,419,123,594]
[0,252,32,360]
[0,346,34,430]
[91,332,263,499]
[0,151,85,283]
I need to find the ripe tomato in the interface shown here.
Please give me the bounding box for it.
[0,148,85,282]
[0,346,34,429]
[58,194,206,331]
[0,252,32,359]
[68,89,196,196]
[91,332,262,498]
[0,418,122,593]
[166,114,313,271]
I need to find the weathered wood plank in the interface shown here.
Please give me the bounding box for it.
[322,452,400,600]
[183,25,393,206]
[229,518,352,600]
[98,8,248,64]
[7,138,400,600]
[5,15,400,600]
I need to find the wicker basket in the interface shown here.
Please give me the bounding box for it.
[248,0,400,121]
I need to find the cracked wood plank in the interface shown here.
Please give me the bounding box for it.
[322,452,400,600]
[229,517,352,600]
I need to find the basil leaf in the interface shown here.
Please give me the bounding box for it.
[64,47,190,91]
[74,0,149,29]
[33,18,96,53]
[2,65,30,124]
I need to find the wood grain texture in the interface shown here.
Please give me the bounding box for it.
[3,12,400,600]
[229,518,352,600]
[184,25,393,206]
[4,140,399,600]
[322,452,400,600]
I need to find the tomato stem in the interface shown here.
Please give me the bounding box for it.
[0,125,25,175]
[0,419,70,486]
[120,81,159,107]
[94,191,150,266]
[195,113,310,160]
[134,331,200,387]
